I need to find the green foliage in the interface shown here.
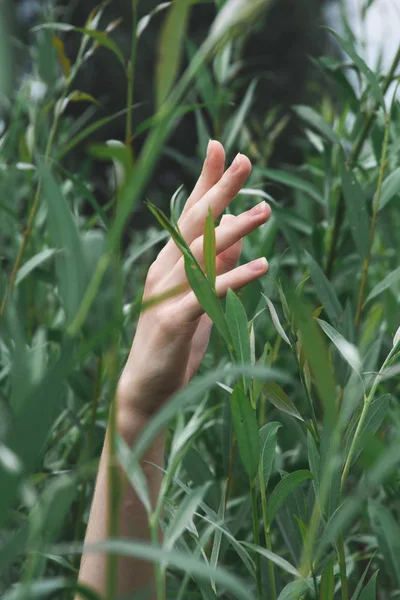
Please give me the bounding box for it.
[1,1,400,599]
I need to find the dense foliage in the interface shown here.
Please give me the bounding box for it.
[1,1,400,599]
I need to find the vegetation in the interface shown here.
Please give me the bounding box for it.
[1,0,400,598]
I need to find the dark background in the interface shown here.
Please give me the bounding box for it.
[12,0,333,229]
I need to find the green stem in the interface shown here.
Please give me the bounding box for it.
[325,44,400,278]
[354,113,390,328]
[126,0,139,148]
[150,515,165,600]
[250,478,263,600]
[341,347,394,488]
[259,466,276,600]
[338,533,349,600]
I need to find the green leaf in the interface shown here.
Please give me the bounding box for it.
[184,258,231,346]
[242,542,299,577]
[41,165,87,323]
[259,422,281,488]
[263,294,291,345]
[351,556,376,600]
[14,248,58,286]
[210,492,226,592]
[369,500,400,585]
[230,384,260,480]
[156,0,192,109]
[260,167,325,205]
[224,79,258,154]
[137,3,172,38]
[292,296,337,427]
[0,4,13,112]
[204,207,216,288]
[365,266,400,305]
[58,106,139,160]
[339,154,370,260]
[358,571,379,600]
[277,580,313,600]
[345,395,390,467]
[74,539,256,600]
[2,578,103,600]
[379,167,400,211]
[263,382,304,422]
[317,318,362,374]
[292,105,340,144]
[320,557,335,600]
[226,289,251,366]
[268,470,313,524]
[76,28,126,70]
[327,28,386,111]
[165,484,210,551]
[305,251,343,326]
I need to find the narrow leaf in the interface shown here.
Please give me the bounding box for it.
[358,571,379,600]
[76,28,125,69]
[368,500,400,585]
[327,28,386,110]
[41,166,87,323]
[156,0,191,109]
[165,484,210,551]
[263,382,304,422]
[305,251,343,326]
[268,470,313,524]
[263,294,291,345]
[261,167,324,205]
[317,318,362,373]
[320,557,335,600]
[242,542,299,577]
[15,248,58,287]
[230,384,260,480]
[259,422,282,488]
[379,166,400,211]
[293,105,340,144]
[204,207,216,288]
[365,266,400,305]
[339,154,370,260]
[226,289,251,365]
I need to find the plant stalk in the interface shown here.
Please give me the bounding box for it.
[259,466,276,600]
[325,44,400,278]
[354,114,390,328]
[338,533,349,600]
[250,477,263,600]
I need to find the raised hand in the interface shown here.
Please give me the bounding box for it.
[117,140,271,418]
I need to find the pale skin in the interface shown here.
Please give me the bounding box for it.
[77,141,271,599]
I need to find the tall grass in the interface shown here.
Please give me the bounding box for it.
[1,1,400,599]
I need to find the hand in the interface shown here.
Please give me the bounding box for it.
[117,141,271,419]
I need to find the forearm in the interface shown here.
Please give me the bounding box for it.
[77,402,165,599]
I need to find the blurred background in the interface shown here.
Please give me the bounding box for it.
[5,0,399,232]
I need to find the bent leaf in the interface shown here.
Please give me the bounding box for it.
[263,382,303,421]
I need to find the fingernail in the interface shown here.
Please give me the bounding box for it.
[248,257,268,272]
[247,201,267,217]
[207,139,213,159]
[229,153,242,173]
